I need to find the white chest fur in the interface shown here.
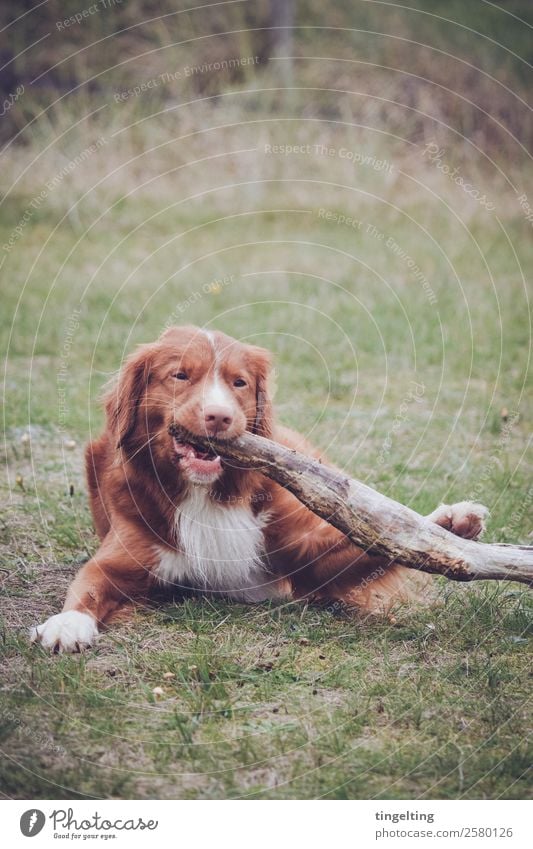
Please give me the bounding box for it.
[154,488,276,602]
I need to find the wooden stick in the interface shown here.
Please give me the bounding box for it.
[169,425,533,587]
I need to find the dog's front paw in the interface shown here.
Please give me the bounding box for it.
[30,610,98,653]
[428,501,489,540]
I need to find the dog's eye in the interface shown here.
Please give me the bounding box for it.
[174,372,188,380]
[233,378,247,387]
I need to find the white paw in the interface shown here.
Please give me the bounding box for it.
[428,501,489,540]
[30,610,98,653]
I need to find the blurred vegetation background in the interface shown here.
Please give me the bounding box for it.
[1,0,532,151]
[1,0,531,459]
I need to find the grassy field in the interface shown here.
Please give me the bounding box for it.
[1,163,531,798]
[1,0,532,800]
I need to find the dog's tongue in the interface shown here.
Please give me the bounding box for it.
[173,440,222,475]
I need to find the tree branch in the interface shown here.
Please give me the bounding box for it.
[169,425,533,587]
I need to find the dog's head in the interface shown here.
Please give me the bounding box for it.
[104,325,273,485]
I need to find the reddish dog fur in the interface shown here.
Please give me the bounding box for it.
[31,326,488,652]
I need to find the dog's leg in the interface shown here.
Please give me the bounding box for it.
[31,533,151,652]
[281,500,489,611]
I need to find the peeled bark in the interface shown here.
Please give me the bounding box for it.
[169,425,533,587]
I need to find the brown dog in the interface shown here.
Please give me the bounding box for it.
[31,326,488,651]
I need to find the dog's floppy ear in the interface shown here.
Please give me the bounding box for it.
[105,344,154,448]
[248,345,274,438]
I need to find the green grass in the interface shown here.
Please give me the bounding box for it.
[1,81,532,798]
[0,591,531,799]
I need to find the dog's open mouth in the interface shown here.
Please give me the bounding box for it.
[173,437,222,478]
